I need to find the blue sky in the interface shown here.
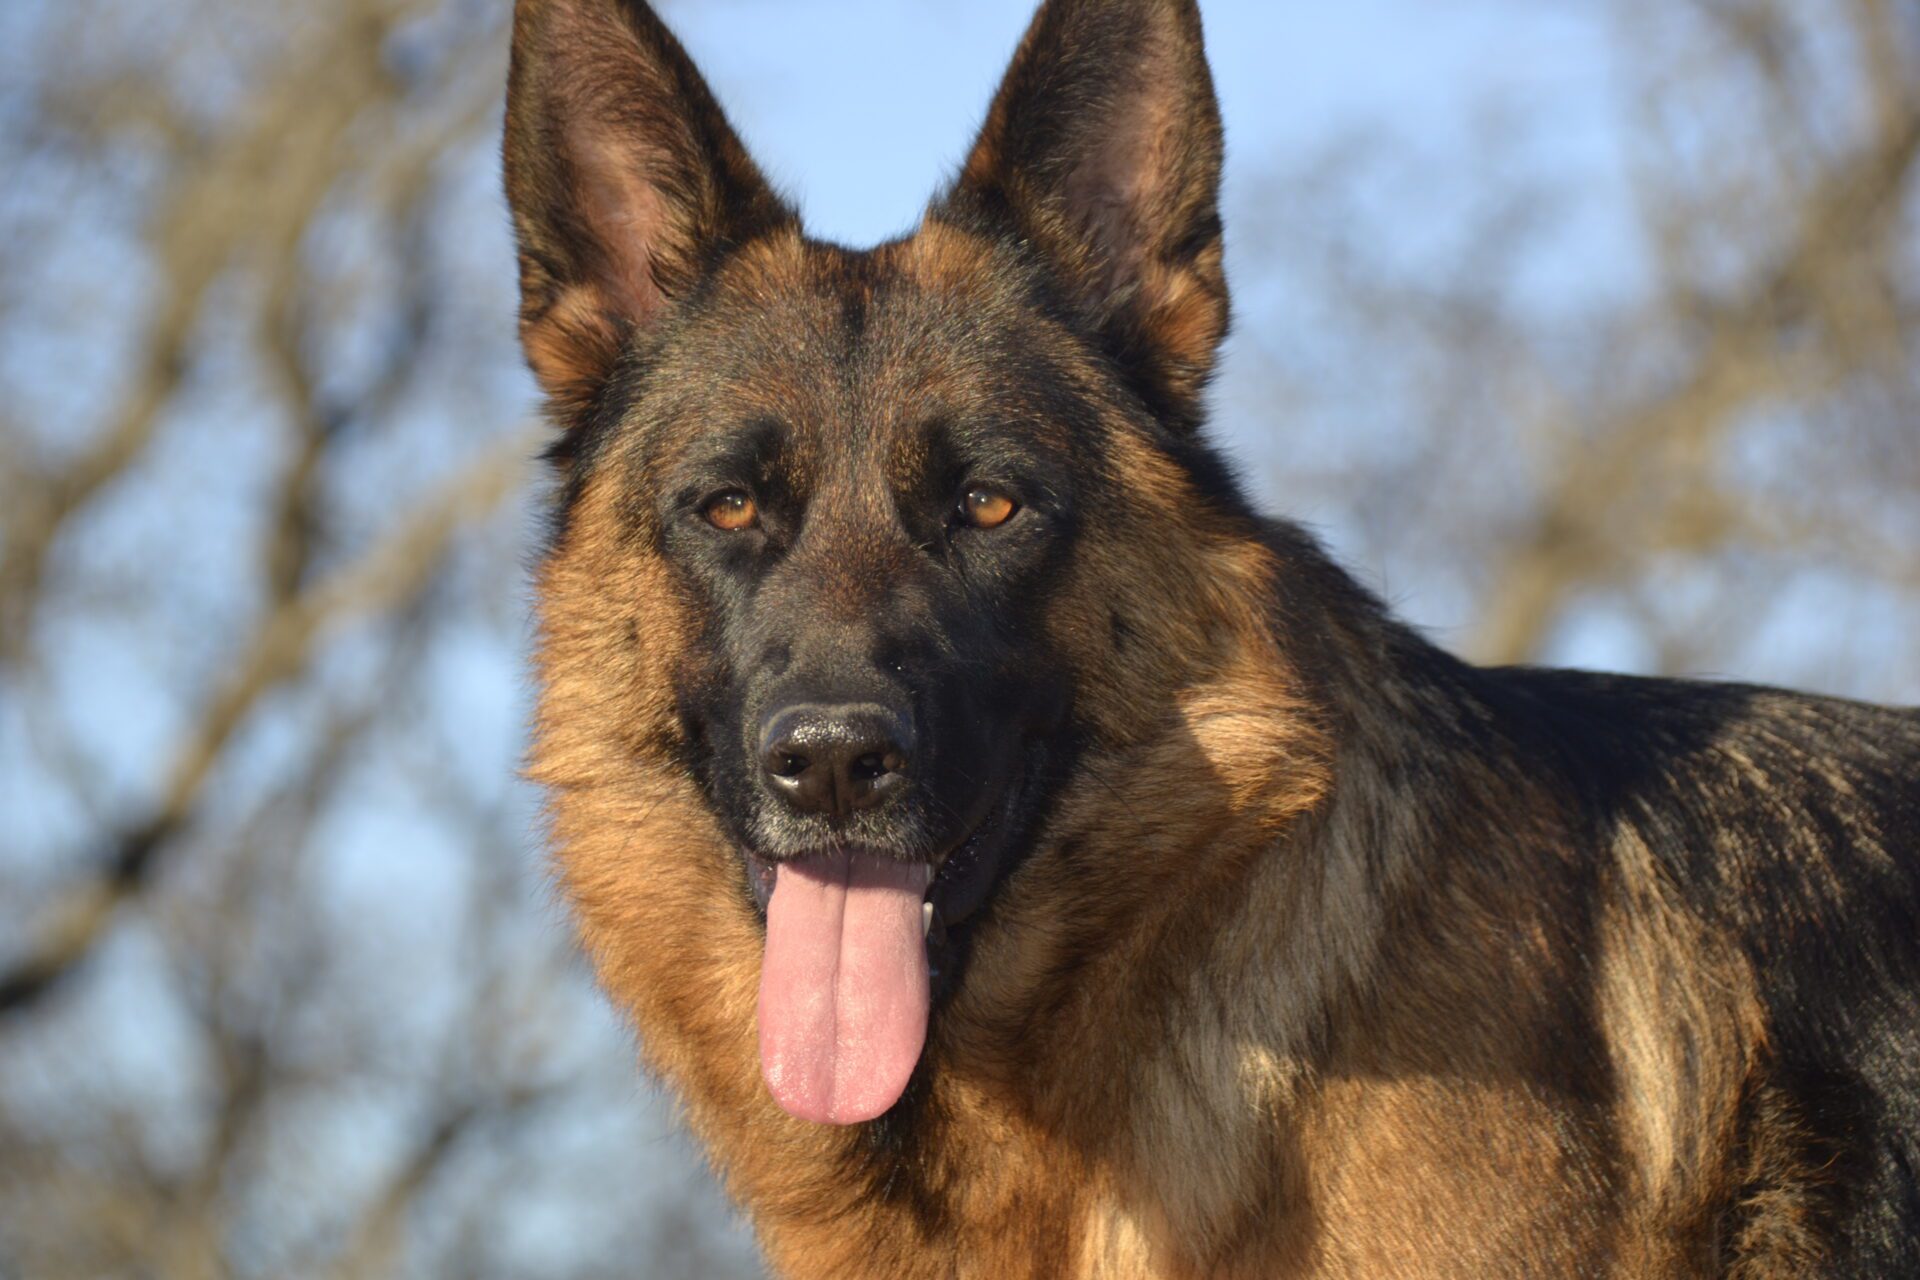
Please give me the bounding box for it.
[658,0,1622,250]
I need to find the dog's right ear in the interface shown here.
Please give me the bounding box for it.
[504,0,794,417]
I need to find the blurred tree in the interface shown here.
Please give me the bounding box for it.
[1235,0,1920,688]
[0,0,759,1275]
[0,0,1913,1277]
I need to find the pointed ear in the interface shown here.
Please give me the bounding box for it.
[504,0,796,416]
[939,0,1227,429]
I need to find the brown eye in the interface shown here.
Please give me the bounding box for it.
[959,487,1017,529]
[704,490,758,531]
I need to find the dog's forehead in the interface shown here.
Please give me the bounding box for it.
[653,230,1079,450]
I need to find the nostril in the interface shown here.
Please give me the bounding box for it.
[769,751,808,779]
[848,752,888,783]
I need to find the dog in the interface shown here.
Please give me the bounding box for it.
[501,0,1920,1274]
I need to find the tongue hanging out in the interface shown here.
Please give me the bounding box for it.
[757,852,934,1124]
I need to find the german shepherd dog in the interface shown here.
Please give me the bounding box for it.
[502,0,1920,1274]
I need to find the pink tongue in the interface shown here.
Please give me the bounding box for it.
[758,853,933,1124]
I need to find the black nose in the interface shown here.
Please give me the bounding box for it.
[758,703,913,821]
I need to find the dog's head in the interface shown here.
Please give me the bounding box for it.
[508,0,1281,1129]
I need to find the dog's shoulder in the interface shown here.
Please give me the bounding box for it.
[1477,665,1920,1268]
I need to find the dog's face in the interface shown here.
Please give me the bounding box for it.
[639,243,1080,906]
[507,0,1237,1127]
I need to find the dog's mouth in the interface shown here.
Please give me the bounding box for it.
[740,756,1036,1126]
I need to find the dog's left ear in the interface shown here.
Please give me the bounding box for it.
[940,0,1227,430]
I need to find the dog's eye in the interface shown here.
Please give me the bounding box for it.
[704,490,758,531]
[958,487,1017,530]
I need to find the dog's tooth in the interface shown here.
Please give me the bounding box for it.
[923,901,933,937]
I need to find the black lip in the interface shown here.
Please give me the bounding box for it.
[739,739,1049,1002]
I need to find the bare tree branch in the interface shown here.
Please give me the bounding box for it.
[0,425,540,1017]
